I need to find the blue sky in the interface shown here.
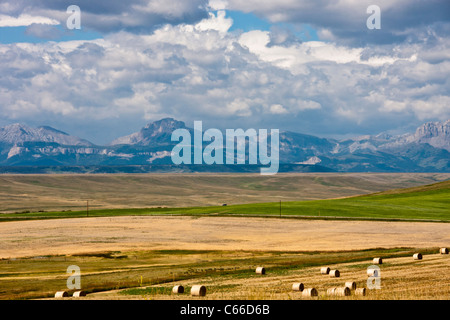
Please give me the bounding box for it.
[0,0,449,144]
[227,11,319,42]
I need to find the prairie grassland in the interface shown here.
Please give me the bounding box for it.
[1,172,449,213]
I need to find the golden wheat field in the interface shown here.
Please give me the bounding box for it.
[87,252,450,300]
[1,216,450,258]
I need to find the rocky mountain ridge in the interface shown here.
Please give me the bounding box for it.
[0,118,448,172]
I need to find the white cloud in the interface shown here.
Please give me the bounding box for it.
[379,100,408,113]
[238,30,415,72]
[40,94,75,115]
[294,100,321,111]
[317,28,336,41]
[195,10,232,34]
[269,104,288,114]
[7,0,209,34]
[0,7,448,141]
[226,99,252,117]
[208,0,228,11]
[411,96,450,121]
[225,0,450,46]
[0,13,59,27]
[113,83,165,114]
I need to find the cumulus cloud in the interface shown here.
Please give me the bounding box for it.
[1,0,209,34]
[195,10,232,33]
[223,0,450,46]
[208,0,228,11]
[0,4,449,142]
[0,13,59,27]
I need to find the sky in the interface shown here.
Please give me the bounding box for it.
[0,0,449,145]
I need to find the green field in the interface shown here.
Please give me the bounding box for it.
[2,180,449,222]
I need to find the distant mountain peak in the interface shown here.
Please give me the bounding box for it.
[111,118,186,146]
[415,120,449,136]
[146,117,180,126]
[37,126,69,136]
[143,118,186,133]
[412,120,450,151]
[0,123,92,146]
[3,123,31,132]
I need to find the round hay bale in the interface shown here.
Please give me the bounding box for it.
[440,248,449,254]
[345,281,357,290]
[329,269,340,277]
[302,288,318,297]
[172,285,184,294]
[355,288,366,296]
[335,287,351,297]
[327,287,337,296]
[73,291,86,297]
[373,257,383,264]
[191,285,206,297]
[54,291,68,298]
[255,267,266,275]
[367,268,379,277]
[292,282,304,292]
[320,267,330,275]
[413,253,422,260]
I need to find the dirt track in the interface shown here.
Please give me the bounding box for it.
[1,216,449,258]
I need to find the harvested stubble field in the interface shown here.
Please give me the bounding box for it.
[0,215,449,299]
[1,248,448,300]
[1,216,450,258]
[114,251,450,300]
[0,173,449,300]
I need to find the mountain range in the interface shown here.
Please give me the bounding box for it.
[0,118,449,173]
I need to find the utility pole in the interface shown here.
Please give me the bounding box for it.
[87,200,89,217]
[279,200,281,218]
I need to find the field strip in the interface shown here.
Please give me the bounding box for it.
[162,213,450,223]
[0,264,181,281]
[3,212,448,223]
[1,216,449,259]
